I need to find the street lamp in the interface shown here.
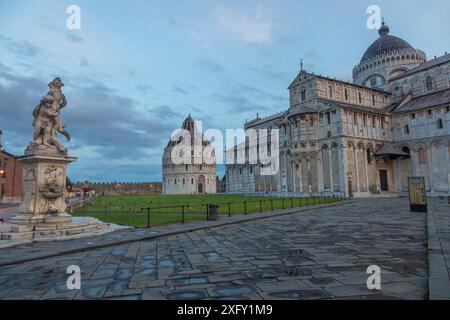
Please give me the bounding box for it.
[0,158,6,177]
[0,158,6,203]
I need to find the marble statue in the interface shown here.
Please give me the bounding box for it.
[31,78,71,155]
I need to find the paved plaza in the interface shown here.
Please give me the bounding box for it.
[0,198,437,300]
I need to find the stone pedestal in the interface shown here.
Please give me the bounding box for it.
[10,146,76,223]
[0,145,120,242]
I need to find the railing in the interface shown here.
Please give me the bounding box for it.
[74,195,347,228]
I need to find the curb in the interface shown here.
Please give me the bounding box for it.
[427,201,450,300]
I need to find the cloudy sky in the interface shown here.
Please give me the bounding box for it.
[0,0,449,182]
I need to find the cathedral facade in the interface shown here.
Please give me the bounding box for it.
[162,115,216,195]
[226,23,450,197]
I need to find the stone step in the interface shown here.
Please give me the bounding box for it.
[0,223,13,233]
[1,231,35,241]
[33,224,107,239]
[11,225,34,233]
[34,219,102,231]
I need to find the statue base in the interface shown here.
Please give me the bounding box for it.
[0,216,115,241]
[0,147,127,244]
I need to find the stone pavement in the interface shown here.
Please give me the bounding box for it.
[0,202,343,265]
[427,199,450,300]
[0,198,430,300]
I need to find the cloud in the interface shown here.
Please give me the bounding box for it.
[250,63,290,82]
[0,35,41,59]
[79,57,91,68]
[217,5,272,44]
[0,65,177,165]
[36,17,87,44]
[197,58,226,74]
[137,84,153,93]
[172,84,197,95]
[147,104,183,121]
[211,80,285,113]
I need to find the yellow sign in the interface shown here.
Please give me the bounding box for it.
[408,177,427,205]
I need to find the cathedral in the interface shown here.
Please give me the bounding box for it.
[162,115,217,195]
[226,22,450,197]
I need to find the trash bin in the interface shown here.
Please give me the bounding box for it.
[208,204,220,221]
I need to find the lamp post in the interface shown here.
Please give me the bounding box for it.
[0,158,6,203]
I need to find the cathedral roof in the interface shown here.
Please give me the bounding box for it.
[360,22,416,64]
[391,88,450,114]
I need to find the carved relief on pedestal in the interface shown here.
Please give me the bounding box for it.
[36,164,66,214]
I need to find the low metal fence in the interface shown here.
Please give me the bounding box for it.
[75,195,346,228]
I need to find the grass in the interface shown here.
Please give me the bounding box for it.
[73,194,341,228]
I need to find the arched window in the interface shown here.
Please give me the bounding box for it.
[418,148,426,164]
[329,85,333,98]
[370,78,377,87]
[401,147,411,158]
[426,76,433,91]
[358,92,363,104]
[344,88,349,101]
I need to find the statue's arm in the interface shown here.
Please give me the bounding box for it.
[59,94,67,109]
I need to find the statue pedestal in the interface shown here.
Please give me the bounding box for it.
[17,152,77,218]
[0,148,123,243]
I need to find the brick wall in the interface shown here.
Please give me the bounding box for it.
[0,150,23,203]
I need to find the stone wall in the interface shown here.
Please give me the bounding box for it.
[78,182,162,196]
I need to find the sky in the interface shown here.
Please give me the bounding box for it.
[0,0,449,182]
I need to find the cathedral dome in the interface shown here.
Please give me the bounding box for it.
[360,22,414,63]
[353,21,426,90]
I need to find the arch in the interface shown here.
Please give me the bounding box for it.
[430,140,449,192]
[417,147,426,164]
[197,175,205,194]
[400,145,411,154]
[414,142,428,152]
[431,139,445,148]
[357,142,365,150]
[389,67,408,78]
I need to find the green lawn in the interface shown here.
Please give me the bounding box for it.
[73,194,342,228]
